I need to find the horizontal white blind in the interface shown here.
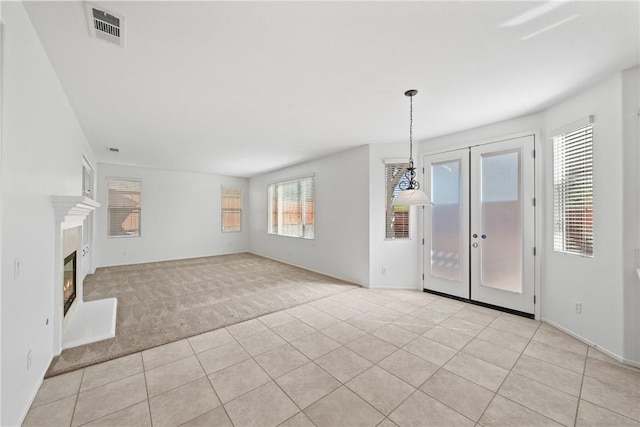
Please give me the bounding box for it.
[385,163,409,239]
[268,176,315,239]
[221,187,242,232]
[553,123,593,256]
[108,179,141,237]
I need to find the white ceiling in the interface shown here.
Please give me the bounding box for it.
[24,1,639,177]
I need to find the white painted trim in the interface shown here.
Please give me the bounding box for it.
[267,173,315,187]
[105,175,142,182]
[533,131,542,321]
[549,115,594,138]
[421,129,540,156]
[368,286,422,291]
[418,131,541,319]
[384,158,408,164]
[248,251,363,288]
[541,317,640,368]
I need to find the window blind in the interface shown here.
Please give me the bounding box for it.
[385,163,410,239]
[107,179,141,237]
[268,176,315,239]
[221,187,242,232]
[553,122,593,256]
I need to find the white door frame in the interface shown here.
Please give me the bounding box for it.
[419,131,542,319]
[423,149,470,299]
[469,136,535,314]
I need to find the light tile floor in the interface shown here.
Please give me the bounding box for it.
[25,288,640,427]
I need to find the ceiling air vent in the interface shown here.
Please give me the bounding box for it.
[85,3,125,47]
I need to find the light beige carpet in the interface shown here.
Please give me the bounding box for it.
[46,252,357,377]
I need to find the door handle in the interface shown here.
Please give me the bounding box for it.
[472,234,478,238]
[472,243,479,248]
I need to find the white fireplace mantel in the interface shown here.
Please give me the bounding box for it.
[52,196,100,229]
[52,195,117,354]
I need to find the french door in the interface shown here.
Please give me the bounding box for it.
[423,135,535,314]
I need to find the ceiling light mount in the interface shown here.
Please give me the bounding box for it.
[392,89,432,206]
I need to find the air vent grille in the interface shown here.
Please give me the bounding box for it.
[86,3,125,47]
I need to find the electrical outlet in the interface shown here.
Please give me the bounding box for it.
[26,350,32,371]
[14,259,20,279]
[574,302,582,314]
[382,267,388,275]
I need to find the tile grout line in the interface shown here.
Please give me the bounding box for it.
[68,368,86,427]
[34,288,638,427]
[187,336,237,427]
[415,304,500,425]
[476,319,582,426]
[573,351,591,427]
[473,312,541,425]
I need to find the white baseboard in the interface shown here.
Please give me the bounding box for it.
[541,317,640,368]
[368,285,422,291]
[19,354,54,426]
[248,251,363,288]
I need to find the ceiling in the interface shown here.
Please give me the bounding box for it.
[24,1,639,178]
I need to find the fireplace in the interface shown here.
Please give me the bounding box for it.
[63,251,77,316]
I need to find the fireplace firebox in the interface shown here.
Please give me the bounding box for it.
[63,251,77,316]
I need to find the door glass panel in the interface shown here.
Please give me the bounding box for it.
[480,150,522,293]
[431,160,461,281]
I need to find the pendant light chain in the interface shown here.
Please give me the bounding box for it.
[392,89,432,206]
[409,93,414,164]
[405,90,419,190]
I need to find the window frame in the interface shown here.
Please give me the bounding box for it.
[385,161,410,240]
[107,177,142,238]
[552,117,594,257]
[221,186,243,233]
[267,175,315,240]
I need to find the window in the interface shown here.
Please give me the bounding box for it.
[221,187,242,232]
[385,162,410,239]
[268,176,315,239]
[553,120,593,256]
[108,179,141,237]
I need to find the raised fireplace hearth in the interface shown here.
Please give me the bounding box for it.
[52,195,117,354]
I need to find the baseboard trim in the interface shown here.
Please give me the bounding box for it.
[96,250,249,269]
[368,285,422,291]
[19,354,53,426]
[247,251,363,288]
[541,317,640,368]
[423,289,535,319]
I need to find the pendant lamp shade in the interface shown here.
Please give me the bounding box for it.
[392,89,432,207]
[392,189,432,206]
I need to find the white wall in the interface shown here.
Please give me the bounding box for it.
[249,146,370,286]
[1,2,5,424]
[1,3,97,425]
[621,65,639,365]
[368,143,421,289]
[419,114,543,154]
[542,73,626,360]
[416,72,637,363]
[95,164,249,267]
[0,2,4,423]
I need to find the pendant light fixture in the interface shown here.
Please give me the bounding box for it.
[392,89,432,206]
